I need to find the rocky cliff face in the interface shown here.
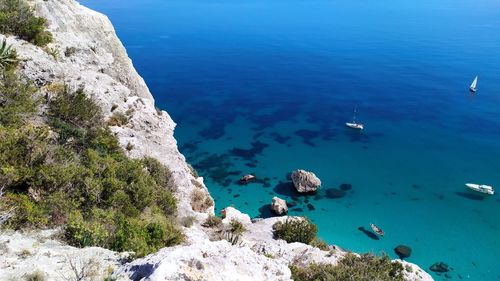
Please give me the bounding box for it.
[9,0,212,219]
[0,1,433,280]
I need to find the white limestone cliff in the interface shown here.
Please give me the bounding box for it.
[0,1,433,280]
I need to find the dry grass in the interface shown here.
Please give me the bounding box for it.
[44,82,66,94]
[190,189,213,212]
[106,112,128,127]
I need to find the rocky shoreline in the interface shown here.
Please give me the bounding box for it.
[0,0,433,280]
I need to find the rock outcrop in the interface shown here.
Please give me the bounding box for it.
[0,230,123,280]
[0,1,434,280]
[394,245,412,259]
[271,197,288,215]
[291,169,322,193]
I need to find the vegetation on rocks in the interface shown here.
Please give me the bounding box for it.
[229,219,246,235]
[272,217,318,245]
[0,69,182,257]
[190,188,213,212]
[0,38,17,70]
[202,215,222,228]
[0,0,53,46]
[290,253,406,281]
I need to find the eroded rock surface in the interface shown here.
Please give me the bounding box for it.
[291,169,322,193]
[271,197,288,215]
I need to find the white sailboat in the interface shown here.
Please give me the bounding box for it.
[469,76,478,93]
[346,108,363,130]
[465,183,494,195]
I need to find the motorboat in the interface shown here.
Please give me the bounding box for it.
[465,183,494,195]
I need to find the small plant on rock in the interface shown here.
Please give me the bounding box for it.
[229,219,245,235]
[24,269,46,281]
[190,189,213,212]
[106,112,128,127]
[202,215,222,228]
[0,38,17,70]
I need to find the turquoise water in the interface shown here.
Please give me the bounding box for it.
[82,0,500,279]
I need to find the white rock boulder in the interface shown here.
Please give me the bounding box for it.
[291,169,321,193]
[271,197,288,215]
[221,206,252,225]
[114,240,292,281]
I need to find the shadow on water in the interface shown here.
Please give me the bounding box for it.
[273,181,303,199]
[358,227,380,240]
[256,204,275,219]
[455,192,485,201]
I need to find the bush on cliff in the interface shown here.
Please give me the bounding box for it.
[0,71,182,257]
[272,217,318,245]
[290,253,406,281]
[0,0,53,46]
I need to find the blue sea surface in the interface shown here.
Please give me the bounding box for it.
[82,0,500,279]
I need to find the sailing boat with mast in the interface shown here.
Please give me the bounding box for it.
[346,108,364,130]
[469,76,478,93]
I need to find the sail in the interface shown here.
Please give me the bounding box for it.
[470,76,478,89]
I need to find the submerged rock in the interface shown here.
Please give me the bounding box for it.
[291,169,321,193]
[339,183,352,191]
[430,262,450,273]
[270,196,288,215]
[325,188,346,199]
[394,245,412,259]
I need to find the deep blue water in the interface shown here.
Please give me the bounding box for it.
[82,0,500,279]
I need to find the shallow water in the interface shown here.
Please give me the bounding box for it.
[82,0,500,279]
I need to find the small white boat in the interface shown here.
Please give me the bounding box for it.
[465,183,494,195]
[469,76,478,93]
[346,122,364,130]
[346,108,363,130]
[370,223,384,236]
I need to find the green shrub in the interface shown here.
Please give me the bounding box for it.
[0,72,181,256]
[0,38,17,70]
[1,193,48,229]
[0,70,38,126]
[112,214,183,257]
[290,253,405,281]
[48,87,102,129]
[65,210,111,248]
[155,188,177,217]
[229,219,245,235]
[0,0,53,46]
[310,238,330,251]
[202,215,222,228]
[142,157,174,191]
[272,217,317,245]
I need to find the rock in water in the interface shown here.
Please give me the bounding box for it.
[325,188,346,199]
[430,262,450,273]
[394,245,412,259]
[270,197,288,215]
[291,169,321,193]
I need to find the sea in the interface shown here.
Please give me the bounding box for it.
[81,0,500,279]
